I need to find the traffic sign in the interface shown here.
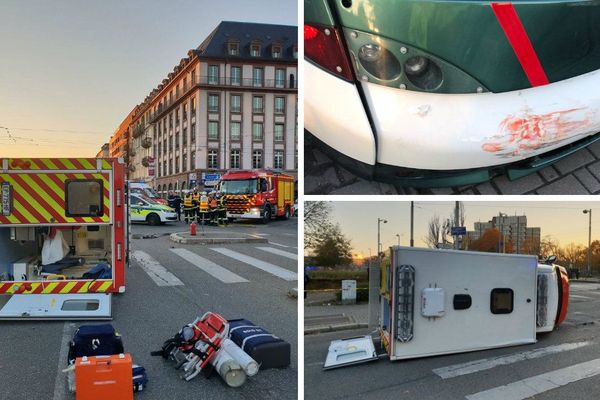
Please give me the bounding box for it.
[451,227,467,236]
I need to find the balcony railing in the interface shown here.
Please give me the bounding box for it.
[149,74,297,122]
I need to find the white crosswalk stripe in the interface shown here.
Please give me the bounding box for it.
[433,341,591,379]
[269,242,291,248]
[465,358,600,400]
[132,250,184,286]
[169,248,248,283]
[257,246,298,260]
[210,247,298,281]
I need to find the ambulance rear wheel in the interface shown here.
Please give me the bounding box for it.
[279,206,290,220]
[147,213,161,226]
[262,205,271,224]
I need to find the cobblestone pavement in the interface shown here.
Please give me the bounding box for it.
[305,139,600,195]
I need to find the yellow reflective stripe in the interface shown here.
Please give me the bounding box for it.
[60,282,77,293]
[3,175,40,223]
[19,174,65,221]
[99,281,112,292]
[78,282,93,293]
[102,160,111,169]
[60,158,76,169]
[79,159,95,169]
[43,159,60,170]
[42,282,59,294]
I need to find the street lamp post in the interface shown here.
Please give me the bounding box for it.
[583,209,592,276]
[377,218,388,256]
[396,233,402,246]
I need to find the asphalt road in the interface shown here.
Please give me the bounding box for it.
[0,217,298,400]
[304,282,600,400]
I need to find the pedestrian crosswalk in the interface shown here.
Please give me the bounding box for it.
[133,244,297,286]
[428,340,598,399]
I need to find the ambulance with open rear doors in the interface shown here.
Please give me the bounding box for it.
[0,158,127,319]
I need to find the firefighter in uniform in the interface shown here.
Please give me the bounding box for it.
[183,191,195,223]
[208,191,218,225]
[198,191,209,224]
[216,192,228,226]
[191,188,201,223]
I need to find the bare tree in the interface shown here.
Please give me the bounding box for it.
[304,201,333,249]
[540,235,561,259]
[424,215,442,248]
[562,242,585,268]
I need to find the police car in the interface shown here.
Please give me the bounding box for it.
[129,194,177,225]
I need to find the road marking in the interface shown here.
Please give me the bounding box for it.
[570,294,591,299]
[465,358,600,400]
[169,248,248,284]
[132,250,184,286]
[53,322,75,400]
[257,246,298,260]
[210,248,298,281]
[434,342,591,379]
[269,242,290,248]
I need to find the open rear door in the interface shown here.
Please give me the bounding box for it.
[323,335,378,370]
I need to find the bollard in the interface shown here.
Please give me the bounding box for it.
[190,222,197,236]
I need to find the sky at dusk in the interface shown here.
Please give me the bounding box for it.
[0,0,297,157]
[325,201,600,257]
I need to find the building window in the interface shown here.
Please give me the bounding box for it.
[163,161,167,176]
[231,66,241,86]
[275,68,285,88]
[169,113,173,128]
[157,142,161,157]
[169,158,173,175]
[183,127,187,146]
[182,153,188,171]
[175,110,180,126]
[168,136,172,152]
[252,150,262,168]
[252,122,263,141]
[251,44,260,57]
[191,70,196,84]
[208,150,218,169]
[275,96,285,114]
[191,98,196,114]
[183,103,187,120]
[491,288,514,314]
[175,133,180,149]
[191,151,196,170]
[272,45,282,59]
[274,124,284,142]
[191,123,196,142]
[183,77,187,90]
[252,67,263,87]
[231,94,241,112]
[274,150,284,169]
[208,65,219,84]
[230,121,241,141]
[252,96,264,113]
[176,84,180,97]
[175,156,180,173]
[208,94,219,112]
[228,42,239,56]
[208,121,219,140]
[230,150,240,169]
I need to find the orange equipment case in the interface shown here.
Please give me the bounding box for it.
[75,353,133,400]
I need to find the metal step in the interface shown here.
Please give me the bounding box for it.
[0,293,112,320]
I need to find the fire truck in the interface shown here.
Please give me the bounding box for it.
[0,158,127,319]
[219,170,295,223]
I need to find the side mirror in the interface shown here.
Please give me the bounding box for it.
[545,255,557,265]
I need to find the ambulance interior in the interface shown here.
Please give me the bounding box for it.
[0,225,113,283]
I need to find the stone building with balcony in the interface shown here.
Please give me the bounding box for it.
[96,143,109,158]
[124,21,297,195]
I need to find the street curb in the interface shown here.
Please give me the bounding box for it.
[169,232,268,244]
[304,322,369,335]
[571,279,600,283]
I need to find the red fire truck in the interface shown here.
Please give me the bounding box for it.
[219,170,295,223]
[0,158,127,319]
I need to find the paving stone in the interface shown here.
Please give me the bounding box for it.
[553,148,596,175]
[334,164,358,185]
[329,179,390,195]
[475,182,499,195]
[574,168,600,193]
[305,166,339,194]
[493,173,544,194]
[379,183,399,195]
[310,148,332,167]
[587,160,600,182]
[586,139,600,159]
[538,166,560,182]
[429,187,455,195]
[459,189,476,195]
[536,175,589,195]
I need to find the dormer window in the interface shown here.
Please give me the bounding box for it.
[292,45,298,59]
[228,42,239,56]
[251,43,261,57]
[272,45,282,59]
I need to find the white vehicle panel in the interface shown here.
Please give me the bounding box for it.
[305,60,376,165]
[362,69,600,170]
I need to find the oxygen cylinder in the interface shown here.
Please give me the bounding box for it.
[212,348,246,387]
[221,338,259,376]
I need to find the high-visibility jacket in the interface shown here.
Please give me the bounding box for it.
[209,198,218,209]
[183,194,194,208]
[199,195,209,212]
[191,192,200,206]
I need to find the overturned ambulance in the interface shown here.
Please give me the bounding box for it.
[0,158,127,319]
[325,247,569,369]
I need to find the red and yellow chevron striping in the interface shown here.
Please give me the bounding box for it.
[2,158,113,171]
[0,172,111,224]
[0,280,113,295]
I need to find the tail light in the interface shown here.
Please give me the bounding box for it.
[304,24,354,81]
